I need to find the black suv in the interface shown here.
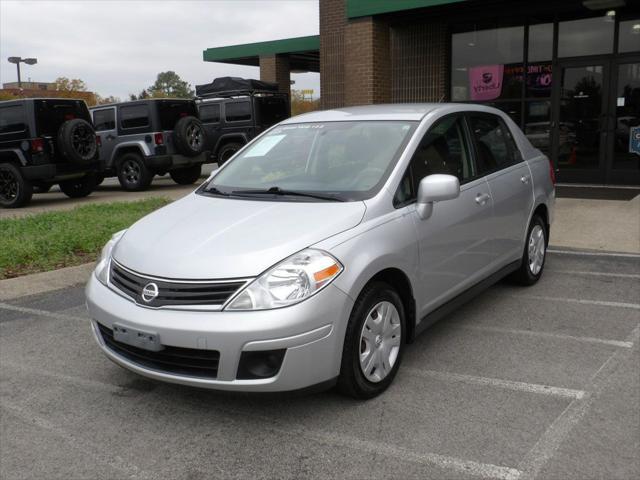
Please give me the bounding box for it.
[195,77,289,165]
[0,98,100,208]
[90,99,208,191]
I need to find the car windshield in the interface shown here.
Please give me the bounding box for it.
[202,120,417,201]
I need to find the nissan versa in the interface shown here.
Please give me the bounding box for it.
[86,104,555,399]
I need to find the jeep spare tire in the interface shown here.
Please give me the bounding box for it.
[57,118,98,164]
[173,116,205,157]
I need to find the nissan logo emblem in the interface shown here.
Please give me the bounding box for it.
[141,282,159,303]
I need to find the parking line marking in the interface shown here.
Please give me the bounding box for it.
[458,325,634,348]
[517,324,639,480]
[3,362,522,480]
[405,368,585,399]
[0,302,86,321]
[0,400,152,479]
[549,270,640,279]
[547,249,640,258]
[511,295,640,310]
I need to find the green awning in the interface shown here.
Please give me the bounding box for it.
[203,35,320,72]
[346,0,469,18]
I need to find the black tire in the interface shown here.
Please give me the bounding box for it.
[0,163,33,208]
[57,118,98,164]
[59,174,96,199]
[509,214,548,286]
[217,142,243,166]
[170,165,202,185]
[337,282,406,399]
[33,182,53,194]
[173,116,205,157]
[116,153,153,191]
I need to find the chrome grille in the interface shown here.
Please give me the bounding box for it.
[109,261,245,308]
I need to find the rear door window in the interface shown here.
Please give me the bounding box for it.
[468,114,518,175]
[157,100,198,130]
[199,104,221,123]
[34,100,91,136]
[225,101,252,122]
[93,108,116,131]
[0,105,27,135]
[120,105,150,129]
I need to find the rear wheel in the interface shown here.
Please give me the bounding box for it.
[510,214,547,285]
[59,174,96,198]
[0,163,32,208]
[116,153,153,191]
[170,165,202,185]
[337,282,405,399]
[173,116,205,157]
[57,119,98,164]
[217,142,242,166]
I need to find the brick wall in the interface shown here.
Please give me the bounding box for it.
[390,23,449,102]
[319,0,346,109]
[259,54,291,96]
[344,16,391,106]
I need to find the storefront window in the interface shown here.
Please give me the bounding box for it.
[558,16,614,57]
[524,101,551,155]
[618,20,640,54]
[451,26,524,101]
[528,23,553,62]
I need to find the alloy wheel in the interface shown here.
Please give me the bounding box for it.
[186,124,203,151]
[71,124,97,158]
[359,301,402,383]
[122,159,141,184]
[528,224,546,275]
[0,168,18,202]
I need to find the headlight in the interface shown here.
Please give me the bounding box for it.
[94,230,126,285]
[225,249,343,311]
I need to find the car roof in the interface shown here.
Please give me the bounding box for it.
[281,103,505,123]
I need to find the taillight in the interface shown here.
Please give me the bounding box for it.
[31,138,45,153]
[154,132,164,145]
[96,135,102,147]
[548,159,556,186]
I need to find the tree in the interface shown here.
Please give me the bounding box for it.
[95,95,121,105]
[291,89,320,116]
[54,77,88,92]
[148,71,193,98]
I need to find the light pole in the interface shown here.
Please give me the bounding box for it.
[7,57,38,89]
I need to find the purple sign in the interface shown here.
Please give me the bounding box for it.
[469,65,504,101]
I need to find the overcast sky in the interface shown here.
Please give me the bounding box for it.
[0,0,320,99]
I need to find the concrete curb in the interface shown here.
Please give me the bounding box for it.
[0,262,94,301]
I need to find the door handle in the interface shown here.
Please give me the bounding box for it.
[475,193,491,205]
[520,175,530,184]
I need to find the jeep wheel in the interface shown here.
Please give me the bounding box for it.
[57,119,98,164]
[217,142,242,166]
[170,165,202,185]
[173,116,205,157]
[59,174,96,198]
[117,153,153,191]
[0,163,33,208]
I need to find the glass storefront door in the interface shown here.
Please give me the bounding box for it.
[553,61,610,183]
[610,59,640,184]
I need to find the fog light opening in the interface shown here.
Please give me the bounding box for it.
[237,349,286,380]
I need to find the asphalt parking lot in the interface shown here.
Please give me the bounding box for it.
[1,250,638,480]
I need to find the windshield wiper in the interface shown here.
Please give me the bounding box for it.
[203,185,230,196]
[231,186,344,202]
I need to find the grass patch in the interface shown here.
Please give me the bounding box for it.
[0,198,170,279]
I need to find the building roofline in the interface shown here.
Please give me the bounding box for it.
[346,0,468,18]
[203,35,319,63]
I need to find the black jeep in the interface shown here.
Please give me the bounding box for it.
[195,77,289,165]
[0,98,100,208]
[89,99,209,191]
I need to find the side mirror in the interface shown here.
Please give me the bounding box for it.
[416,174,460,220]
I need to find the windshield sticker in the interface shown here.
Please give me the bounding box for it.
[244,134,286,157]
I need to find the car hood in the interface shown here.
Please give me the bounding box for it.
[112,193,366,279]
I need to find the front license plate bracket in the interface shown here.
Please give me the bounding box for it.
[112,323,164,352]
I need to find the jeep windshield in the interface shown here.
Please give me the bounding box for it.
[201,120,417,201]
[157,100,198,130]
[34,99,91,136]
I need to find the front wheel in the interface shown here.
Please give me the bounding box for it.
[510,215,547,285]
[59,174,96,198]
[0,163,33,208]
[170,165,202,185]
[337,282,406,399]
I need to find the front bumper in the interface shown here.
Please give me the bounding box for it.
[145,152,208,171]
[85,274,353,392]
